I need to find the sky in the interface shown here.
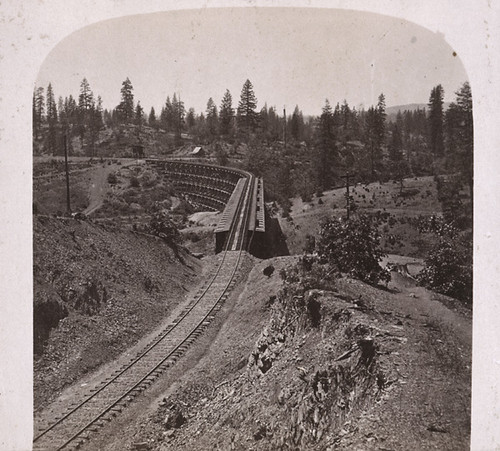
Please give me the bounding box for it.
[36,7,468,117]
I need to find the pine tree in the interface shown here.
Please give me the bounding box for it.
[237,79,258,134]
[135,102,144,127]
[290,105,304,141]
[206,97,219,139]
[446,82,473,200]
[33,87,45,140]
[76,78,95,142]
[57,96,65,127]
[88,95,104,156]
[133,101,144,147]
[428,84,445,156]
[87,103,99,157]
[161,97,173,131]
[186,108,196,131]
[259,104,269,137]
[94,96,104,129]
[46,83,58,154]
[172,94,185,135]
[78,78,94,112]
[267,106,282,141]
[148,107,157,129]
[375,93,386,149]
[219,89,234,136]
[117,77,134,123]
[363,94,386,180]
[314,99,338,191]
[388,123,403,162]
[364,107,378,179]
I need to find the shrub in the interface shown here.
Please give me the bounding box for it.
[148,211,181,245]
[303,234,316,254]
[141,171,158,188]
[172,200,194,217]
[186,231,201,243]
[107,172,118,185]
[316,214,390,285]
[418,232,472,304]
[130,176,140,188]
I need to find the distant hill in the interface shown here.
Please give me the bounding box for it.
[386,103,427,115]
[386,102,451,122]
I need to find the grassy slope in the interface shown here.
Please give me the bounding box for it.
[280,176,441,257]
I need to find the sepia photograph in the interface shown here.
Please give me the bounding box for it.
[1,1,499,450]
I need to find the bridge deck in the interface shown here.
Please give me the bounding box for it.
[215,178,247,233]
[248,177,265,232]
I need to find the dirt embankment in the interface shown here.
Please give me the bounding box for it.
[33,216,203,410]
[107,257,470,451]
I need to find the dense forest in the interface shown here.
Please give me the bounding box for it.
[32,77,472,207]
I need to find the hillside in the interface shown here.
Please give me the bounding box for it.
[280,175,442,257]
[82,256,471,451]
[386,102,451,122]
[32,154,471,450]
[33,216,203,409]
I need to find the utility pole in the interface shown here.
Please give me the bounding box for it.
[64,133,71,214]
[340,171,355,220]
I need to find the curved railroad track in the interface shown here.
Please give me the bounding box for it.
[33,171,256,450]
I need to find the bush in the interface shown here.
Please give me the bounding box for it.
[172,200,194,217]
[148,211,181,245]
[141,171,158,188]
[418,232,472,304]
[185,231,201,243]
[316,214,390,285]
[130,176,140,188]
[107,172,118,185]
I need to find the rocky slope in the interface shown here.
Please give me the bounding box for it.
[33,216,202,409]
[95,257,471,451]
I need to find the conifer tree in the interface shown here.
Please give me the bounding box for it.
[78,78,94,113]
[161,97,173,131]
[314,99,338,191]
[186,108,196,131]
[363,94,387,180]
[206,97,219,139]
[237,79,258,134]
[117,77,134,123]
[46,83,58,154]
[445,82,473,200]
[33,86,45,140]
[172,93,185,140]
[135,102,144,127]
[376,94,386,147]
[148,107,157,129]
[290,105,304,141]
[428,84,445,156]
[219,89,234,136]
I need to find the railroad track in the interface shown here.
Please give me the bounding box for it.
[33,173,256,450]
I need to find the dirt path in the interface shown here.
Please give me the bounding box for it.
[83,161,137,216]
[82,165,116,216]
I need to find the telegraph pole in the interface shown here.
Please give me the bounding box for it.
[340,171,355,220]
[64,133,71,213]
